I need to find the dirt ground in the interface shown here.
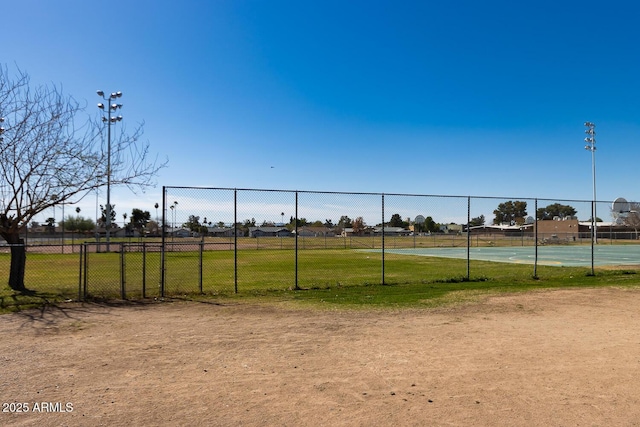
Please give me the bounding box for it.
[2,287,640,426]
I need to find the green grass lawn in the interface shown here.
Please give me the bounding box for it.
[1,248,639,313]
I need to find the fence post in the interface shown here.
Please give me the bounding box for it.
[590,200,595,275]
[294,191,300,290]
[381,194,385,285]
[78,244,84,301]
[83,243,88,299]
[467,196,471,280]
[160,186,166,297]
[199,241,203,294]
[234,189,238,294]
[120,243,126,299]
[142,242,147,298]
[534,198,538,279]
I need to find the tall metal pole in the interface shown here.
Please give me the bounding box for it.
[584,122,597,244]
[106,109,111,247]
[97,91,123,251]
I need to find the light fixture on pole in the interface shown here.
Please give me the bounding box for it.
[584,121,597,243]
[97,90,123,249]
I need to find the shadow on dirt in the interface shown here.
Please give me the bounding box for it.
[0,291,168,329]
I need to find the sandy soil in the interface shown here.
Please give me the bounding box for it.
[2,287,640,426]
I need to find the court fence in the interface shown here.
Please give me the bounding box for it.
[2,187,638,300]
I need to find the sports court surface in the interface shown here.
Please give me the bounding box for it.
[376,244,640,267]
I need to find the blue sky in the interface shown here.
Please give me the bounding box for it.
[4,1,640,225]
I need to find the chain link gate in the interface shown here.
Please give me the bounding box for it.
[80,242,163,299]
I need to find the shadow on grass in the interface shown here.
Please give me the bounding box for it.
[0,290,69,313]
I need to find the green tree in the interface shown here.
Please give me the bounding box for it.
[62,215,95,233]
[493,201,528,225]
[184,215,201,232]
[536,203,577,220]
[469,215,485,227]
[99,204,117,229]
[130,208,151,233]
[286,216,309,228]
[424,216,438,233]
[45,217,56,234]
[388,213,408,228]
[338,216,353,230]
[238,218,256,237]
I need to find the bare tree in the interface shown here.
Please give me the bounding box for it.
[352,216,365,235]
[0,65,167,293]
[619,202,640,240]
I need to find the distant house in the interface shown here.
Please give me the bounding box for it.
[89,225,123,238]
[440,224,464,234]
[249,227,293,238]
[373,226,410,236]
[341,227,376,237]
[206,227,240,237]
[113,227,141,238]
[468,223,533,235]
[293,226,335,237]
[170,227,192,238]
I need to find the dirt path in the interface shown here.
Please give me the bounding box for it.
[2,287,640,426]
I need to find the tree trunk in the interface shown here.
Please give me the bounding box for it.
[5,233,29,293]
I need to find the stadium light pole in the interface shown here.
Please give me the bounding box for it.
[584,121,597,244]
[97,90,123,249]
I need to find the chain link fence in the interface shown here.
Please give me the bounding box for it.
[1,187,638,299]
[78,242,163,299]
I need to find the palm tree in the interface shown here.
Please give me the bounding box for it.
[73,207,81,247]
[172,201,178,231]
[169,204,175,241]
